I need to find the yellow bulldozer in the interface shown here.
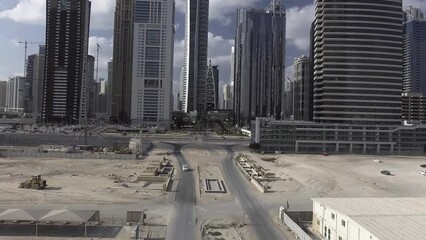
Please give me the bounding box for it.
[19,175,47,190]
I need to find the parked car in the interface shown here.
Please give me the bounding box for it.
[381,170,391,175]
[420,171,426,176]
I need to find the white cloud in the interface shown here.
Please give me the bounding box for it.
[403,0,426,12]
[286,4,314,51]
[89,0,115,30]
[175,0,261,25]
[285,64,294,81]
[0,0,114,30]
[0,0,45,24]
[10,39,21,47]
[173,38,185,75]
[88,36,113,80]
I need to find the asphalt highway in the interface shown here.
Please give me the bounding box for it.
[221,145,286,240]
[165,143,197,240]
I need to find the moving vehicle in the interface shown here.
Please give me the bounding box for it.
[182,164,189,172]
[420,171,426,176]
[19,175,47,190]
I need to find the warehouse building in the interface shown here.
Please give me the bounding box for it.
[312,198,426,240]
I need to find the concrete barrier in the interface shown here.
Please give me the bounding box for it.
[136,176,168,183]
[163,168,174,191]
[2,150,137,160]
[234,157,266,193]
[251,178,266,193]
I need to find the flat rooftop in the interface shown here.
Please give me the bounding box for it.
[312,198,426,240]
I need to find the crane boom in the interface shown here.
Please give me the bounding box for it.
[18,41,44,77]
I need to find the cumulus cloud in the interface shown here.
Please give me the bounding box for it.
[175,0,261,25]
[286,4,314,51]
[0,0,45,24]
[403,0,426,12]
[0,0,114,30]
[88,36,113,80]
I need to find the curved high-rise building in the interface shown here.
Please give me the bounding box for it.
[313,0,403,125]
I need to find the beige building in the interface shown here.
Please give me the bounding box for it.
[312,198,426,240]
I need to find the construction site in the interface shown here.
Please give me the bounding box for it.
[0,135,426,239]
[0,141,177,239]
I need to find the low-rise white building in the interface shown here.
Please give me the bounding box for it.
[312,198,426,240]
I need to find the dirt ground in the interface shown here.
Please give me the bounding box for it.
[202,217,253,240]
[0,145,177,205]
[234,146,426,203]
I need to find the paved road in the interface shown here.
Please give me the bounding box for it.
[165,143,197,240]
[221,145,286,240]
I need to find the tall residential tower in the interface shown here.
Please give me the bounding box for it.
[111,0,134,124]
[42,0,91,124]
[182,0,209,113]
[293,55,312,121]
[130,0,175,128]
[403,7,426,94]
[313,0,403,125]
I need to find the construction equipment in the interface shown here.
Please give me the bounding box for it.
[19,175,47,190]
[18,41,44,75]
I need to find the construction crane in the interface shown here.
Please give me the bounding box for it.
[18,41,44,77]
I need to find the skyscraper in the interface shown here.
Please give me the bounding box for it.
[106,58,113,117]
[6,76,26,110]
[130,0,175,128]
[182,0,209,113]
[25,54,36,113]
[205,60,219,110]
[111,0,134,124]
[403,7,426,94]
[223,84,232,109]
[402,7,426,124]
[234,0,286,126]
[29,45,45,121]
[293,55,312,121]
[313,0,402,125]
[86,55,96,119]
[42,0,91,124]
[0,81,7,108]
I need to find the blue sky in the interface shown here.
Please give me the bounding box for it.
[0,0,425,99]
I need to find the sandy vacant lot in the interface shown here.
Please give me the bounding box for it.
[235,147,426,202]
[0,145,176,205]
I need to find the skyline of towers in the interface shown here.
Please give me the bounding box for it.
[313,0,403,125]
[42,0,91,124]
[130,0,175,128]
[234,0,286,126]
[182,0,209,113]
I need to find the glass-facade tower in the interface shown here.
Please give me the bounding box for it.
[182,0,209,113]
[234,0,286,127]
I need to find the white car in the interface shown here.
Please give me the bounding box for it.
[182,164,189,172]
[420,171,426,176]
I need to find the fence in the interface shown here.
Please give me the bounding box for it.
[282,211,314,240]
